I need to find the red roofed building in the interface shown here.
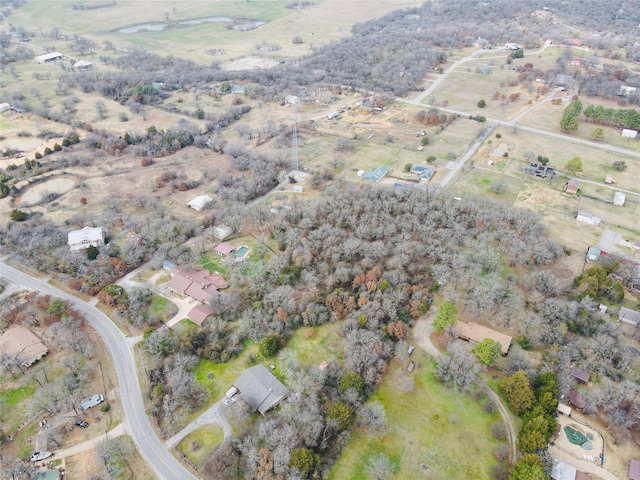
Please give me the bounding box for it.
[166,267,228,305]
[214,242,235,256]
[187,304,213,326]
[570,366,590,385]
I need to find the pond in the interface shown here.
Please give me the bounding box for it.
[19,177,76,206]
[119,16,233,33]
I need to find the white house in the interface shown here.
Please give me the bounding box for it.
[576,211,601,226]
[613,191,626,206]
[187,195,213,211]
[505,43,521,50]
[212,225,233,241]
[68,226,105,251]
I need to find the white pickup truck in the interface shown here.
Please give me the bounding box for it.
[81,394,105,410]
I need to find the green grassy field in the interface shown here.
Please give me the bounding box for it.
[149,294,178,322]
[177,424,225,466]
[278,323,343,367]
[329,362,501,480]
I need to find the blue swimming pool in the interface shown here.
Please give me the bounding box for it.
[235,246,249,258]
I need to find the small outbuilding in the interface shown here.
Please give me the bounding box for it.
[576,211,600,226]
[187,195,213,212]
[187,304,213,326]
[212,225,233,241]
[35,52,63,64]
[363,166,389,183]
[564,179,580,194]
[557,403,572,417]
[619,306,640,326]
[613,191,625,206]
[628,459,640,480]
[234,365,289,415]
[214,242,235,256]
[622,129,638,139]
[478,65,492,75]
[284,95,300,105]
[570,366,590,385]
[0,103,10,112]
[569,389,585,409]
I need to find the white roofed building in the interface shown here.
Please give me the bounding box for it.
[187,195,213,211]
[68,226,105,251]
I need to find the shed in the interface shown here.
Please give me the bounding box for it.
[187,195,213,212]
[234,365,289,415]
[622,129,638,138]
[570,366,590,384]
[212,225,233,241]
[557,403,572,417]
[0,103,10,112]
[619,306,640,326]
[586,247,601,262]
[363,166,389,183]
[568,389,585,409]
[576,211,600,226]
[187,304,213,326]
[629,459,640,480]
[478,65,492,74]
[214,242,235,256]
[564,179,580,194]
[284,95,300,105]
[35,52,63,64]
[454,322,512,355]
[613,191,625,206]
[73,60,92,70]
[293,185,304,193]
[619,86,637,97]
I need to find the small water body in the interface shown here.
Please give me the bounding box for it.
[119,16,233,33]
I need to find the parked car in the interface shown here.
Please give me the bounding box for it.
[81,394,104,410]
[29,451,53,462]
[74,420,89,428]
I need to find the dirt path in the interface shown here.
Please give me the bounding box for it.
[412,312,518,467]
[52,423,128,459]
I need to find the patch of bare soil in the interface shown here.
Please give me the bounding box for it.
[489,142,512,158]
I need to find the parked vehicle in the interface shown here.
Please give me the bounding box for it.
[29,451,53,462]
[81,394,104,410]
[74,420,89,428]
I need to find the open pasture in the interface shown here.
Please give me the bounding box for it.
[329,362,501,480]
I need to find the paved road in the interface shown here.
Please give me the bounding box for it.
[0,262,200,480]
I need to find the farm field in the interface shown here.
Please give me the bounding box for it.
[330,361,501,480]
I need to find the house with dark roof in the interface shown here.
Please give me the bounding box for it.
[234,365,289,415]
[570,366,590,385]
[569,389,585,409]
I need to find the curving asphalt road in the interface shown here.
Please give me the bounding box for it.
[0,261,199,480]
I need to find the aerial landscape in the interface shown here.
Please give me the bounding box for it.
[1,0,640,479]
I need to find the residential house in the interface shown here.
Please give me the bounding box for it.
[0,325,48,368]
[214,242,235,256]
[35,52,63,64]
[212,225,233,241]
[629,459,640,480]
[187,304,213,326]
[187,195,213,212]
[68,226,105,251]
[563,38,584,47]
[619,306,640,326]
[570,58,584,67]
[454,322,512,355]
[613,191,625,206]
[234,365,289,415]
[411,165,436,181]
[166,267,228,305]
[570,366,590,385]
[555,74,573,89]
[551,460,576,480]
[284,95,300,105]
[576,211,600,226]
[564,179,580,194]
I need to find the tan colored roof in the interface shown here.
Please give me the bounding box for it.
[455,322,512,355]
[557,403,572,416]
[0,325,48,367]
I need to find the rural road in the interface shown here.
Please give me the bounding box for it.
[412,312,517,467]
[0,261,200,480]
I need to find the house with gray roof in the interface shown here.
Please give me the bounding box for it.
[234,365,289,415]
